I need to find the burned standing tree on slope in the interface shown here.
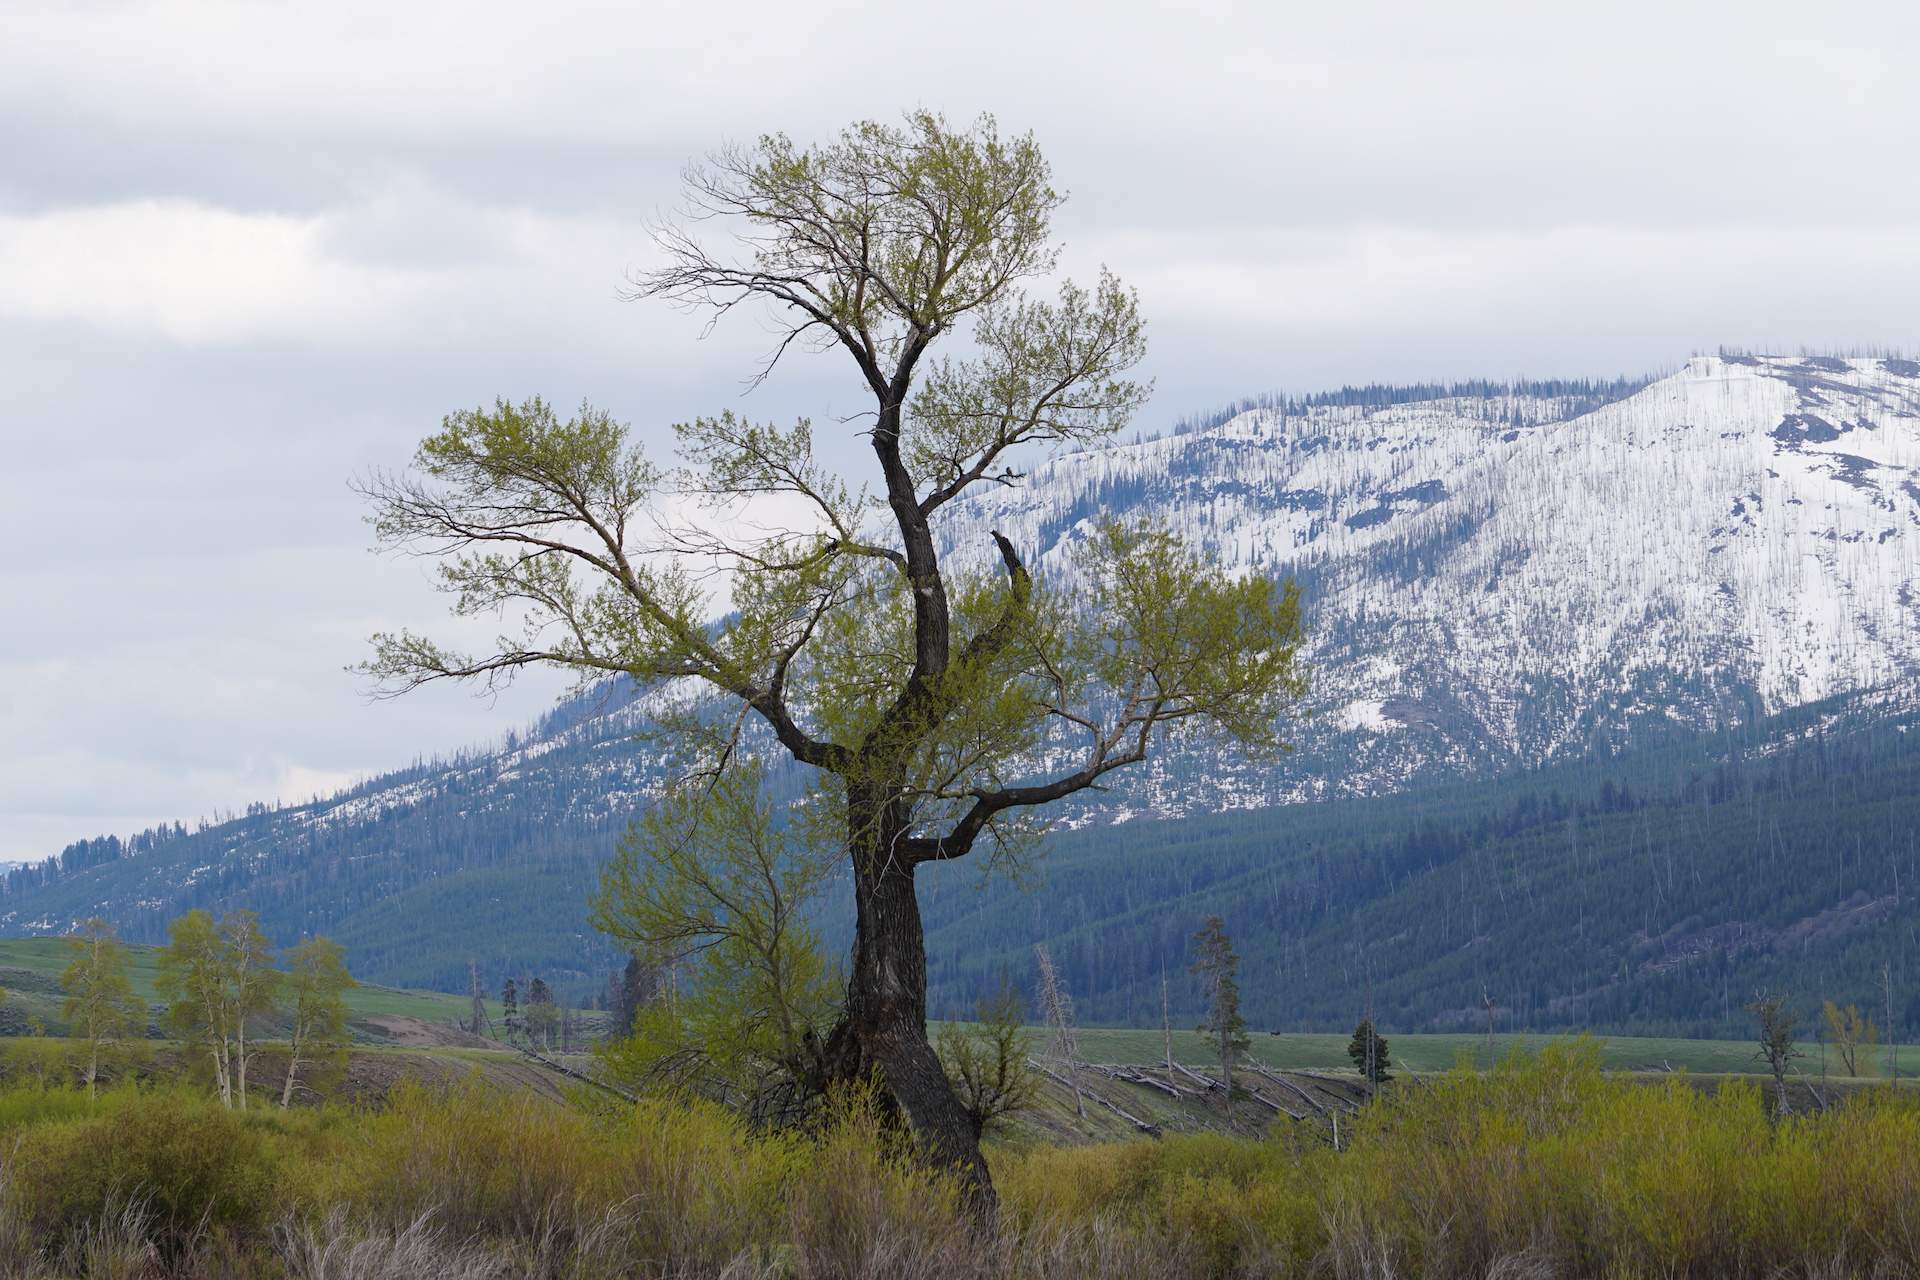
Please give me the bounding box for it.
[357,112,1307,1210]
[1750,993,1803,1114]
[466,959,491,1039]
[1033,943,1085,1119]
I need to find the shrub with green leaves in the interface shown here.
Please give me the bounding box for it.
[8,1087,283,1247]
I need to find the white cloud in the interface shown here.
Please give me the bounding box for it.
[0,192,662,350]
[0,199,401,344]
[1090,224,1920,346]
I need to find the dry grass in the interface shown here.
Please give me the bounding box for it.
[2,1046,1920,1277]
[278,1210,510,1280]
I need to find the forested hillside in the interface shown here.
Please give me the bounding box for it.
[0,691,660,996]
[915,688,1920,1038]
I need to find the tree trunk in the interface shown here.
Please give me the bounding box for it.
[281,1020,304,1108]
[210,1041,231,1107]
[817,823,995,1215]
[1219,1030,1234,1120]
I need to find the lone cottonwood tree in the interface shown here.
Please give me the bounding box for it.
[359,112,1306,1205]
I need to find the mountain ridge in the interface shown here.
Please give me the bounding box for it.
[7,354,1918,1027]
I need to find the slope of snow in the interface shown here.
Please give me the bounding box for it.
[20,355,1919,921]
[929,355,1920,807]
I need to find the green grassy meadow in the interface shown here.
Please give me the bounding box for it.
[0,937,495,1037]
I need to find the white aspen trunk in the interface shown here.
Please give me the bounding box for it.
[204,988,234,1107]
[281,1006,307,1108]
[234,946,253,1110]
[210,1041,231,1106]
[235,1021,249,1109]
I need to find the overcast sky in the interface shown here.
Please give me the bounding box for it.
[3,0,1917,860]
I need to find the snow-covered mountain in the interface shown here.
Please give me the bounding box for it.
[935,354,1920,814]
[9,354,1920,987]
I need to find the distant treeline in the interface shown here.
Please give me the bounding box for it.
[911,690,1920,1041]
[1165,375,1654,437]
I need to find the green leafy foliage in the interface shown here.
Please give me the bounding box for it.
[0,1050,1916,1275]
[1823,1000,1878,1077]
[155,909,281,1107]
[935,979,1039,1137]
[8,1087,282,1246]
[591,764,837,1103]
[279,935,354,1106]
[59,919,145,1096]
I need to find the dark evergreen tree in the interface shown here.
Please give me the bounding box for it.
[614,949,657,1034]
[501,977,521,1045]
[1348,1017,1392,1083]
[1190,915,1250,1116]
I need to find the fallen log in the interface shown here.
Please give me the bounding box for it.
[1249,1064,1336,1117]
[1030,1058,1162,1137]
[1173,1062,1220,1091]
[1103,1067,1183,1098]
[517,1046,638,1104]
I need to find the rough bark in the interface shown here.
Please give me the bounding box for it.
[813,795,995,1213]
[784,389,1001,1212]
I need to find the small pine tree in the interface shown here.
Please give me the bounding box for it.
[501,978,521,1045]
[1190,916,1250,1117]
[1348,1017,1392,1084]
